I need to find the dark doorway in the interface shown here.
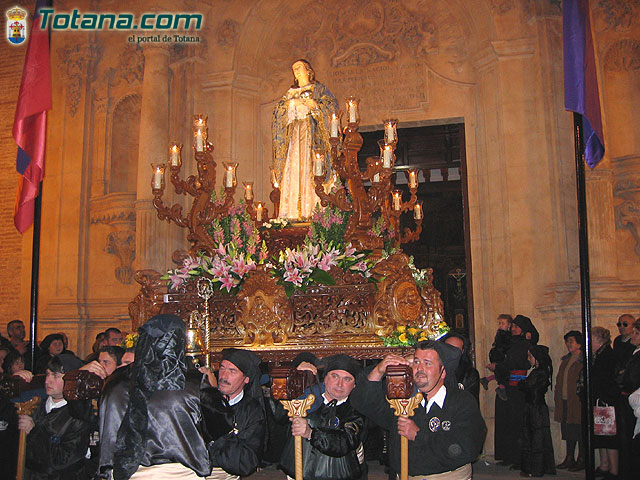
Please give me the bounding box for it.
[358,122,473,338]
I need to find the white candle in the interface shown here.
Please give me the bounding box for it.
[385,123,395,143]
[170,145,180,166]
[244,184,253,201]
[330,113,339,138]
[414,203,423,220]
[348,102,357,123]
[195,129,204,152]
[392,191,402,211]
[383,146,393,168]
[225,168,234,188]
[408,170,418,189]
[152,167,164,189]
[313,153,324,177]
[256,203,263,222]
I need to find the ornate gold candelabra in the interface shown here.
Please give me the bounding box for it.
[311,99,423,251]
[150,115,239,256]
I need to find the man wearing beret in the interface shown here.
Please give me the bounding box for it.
[351,340,486,480]
[18,353,94,480]
[200,347,266,479]
[275,353,367,480]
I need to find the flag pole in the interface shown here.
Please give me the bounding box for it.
[572,113,594,480]
[28,182,43,371]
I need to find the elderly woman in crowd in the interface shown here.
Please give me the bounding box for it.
[591,326,620,479]
[554,330,584,471]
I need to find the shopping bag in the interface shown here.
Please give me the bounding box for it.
[593,399,616,436]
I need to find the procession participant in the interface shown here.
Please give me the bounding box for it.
[18,353,94,480]
[275,353,367,480]
[494,314,535,468]
[200,347,266,479]
[110,314,210,480]
[351,340,486,480]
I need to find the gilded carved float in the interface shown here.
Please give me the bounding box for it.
[129,111,444,361]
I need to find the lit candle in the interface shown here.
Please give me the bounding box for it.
[169,144,180,167]
[256,202,263,222]
[225,167,234,188]
[330,113,339,138]
[195,129,204,152]
[348,101,357,123]
[408,170,418,189]
[385,121,395,143]
[414,202,423,220]
[244,182,254,201]
[270,168,279,189]
[313,152,324,177]
[152,164,165,190]
[383,146,393,168]
[392,190,402,211]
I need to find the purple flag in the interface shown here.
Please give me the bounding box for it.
[563,0,604,168]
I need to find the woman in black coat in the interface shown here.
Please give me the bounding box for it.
[591,326,620,478]
[519,344,555,477]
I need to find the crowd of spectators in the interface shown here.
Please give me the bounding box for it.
[1,312,640,480]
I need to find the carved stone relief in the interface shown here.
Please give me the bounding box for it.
[58,44,100,117]
[106,230,136,284]
[89,193,137,284]
[216,19,239,47]
[259,0,472,116]
[598,0,640,31]
[603,39,640,72]
[614,174,640,258]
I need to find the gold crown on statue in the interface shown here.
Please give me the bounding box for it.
[6,7,27,21]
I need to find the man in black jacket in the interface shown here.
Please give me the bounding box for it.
[200,347,266,479]
[18,354,93,480]
[276,353,367,480]
[351,341,486,480]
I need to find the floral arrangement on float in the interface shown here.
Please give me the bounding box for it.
[121,332,139,350]
[163,193,268,294]
[379,322,450,347]
[268,203,375,297]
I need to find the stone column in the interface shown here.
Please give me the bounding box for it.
[586,167,618,279]
[135,45,170,273]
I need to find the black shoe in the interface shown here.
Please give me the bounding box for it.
[568,458,584,472]
[556,457,574,469]
[496,460,511,467]
[510,464,522,470]
[496,387,508,401]
[480,377,489,390]
[594,467,609,478]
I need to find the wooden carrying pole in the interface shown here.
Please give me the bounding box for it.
[386,365,423,480]
[270,365,315,480]
[15,396,41,480]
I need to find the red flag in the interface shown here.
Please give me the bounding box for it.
[13,1,52,233]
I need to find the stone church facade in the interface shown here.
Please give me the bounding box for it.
[1,0,639,456]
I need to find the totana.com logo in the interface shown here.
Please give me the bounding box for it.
[6,6,27,45]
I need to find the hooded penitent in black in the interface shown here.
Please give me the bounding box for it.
[112,314,209,480]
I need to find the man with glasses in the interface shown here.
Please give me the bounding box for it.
[614,314,637,380]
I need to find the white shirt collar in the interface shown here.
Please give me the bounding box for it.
[633,346,640,356]
[421,385,447,413]
[228,389,244,406]
[45,396,67,414]
[322,392,347,406]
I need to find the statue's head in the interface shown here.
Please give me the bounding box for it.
[291,59,316,87]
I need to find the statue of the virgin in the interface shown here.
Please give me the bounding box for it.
[272,59,338,220]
